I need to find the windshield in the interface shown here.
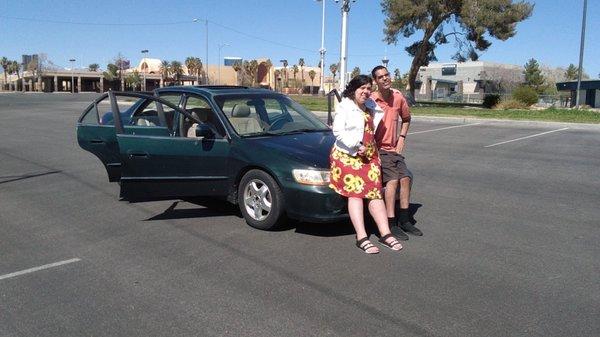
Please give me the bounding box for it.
[214,94,329,136]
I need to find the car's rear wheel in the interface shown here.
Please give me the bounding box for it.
[238,169,285,230]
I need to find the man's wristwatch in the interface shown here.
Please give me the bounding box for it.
[399,135,406,138]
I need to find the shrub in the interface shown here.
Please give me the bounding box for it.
[496,99,529,110]
[513,86,539,106]
[483,94,501,108]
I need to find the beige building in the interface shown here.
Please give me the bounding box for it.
[1,57,325,93]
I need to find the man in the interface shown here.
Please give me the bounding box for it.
[368,65,422,240]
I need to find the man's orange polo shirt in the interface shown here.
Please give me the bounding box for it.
[371,89,411,152]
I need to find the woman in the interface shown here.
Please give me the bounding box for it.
[329,75,402,254]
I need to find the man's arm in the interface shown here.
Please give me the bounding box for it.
[396,93,411,154]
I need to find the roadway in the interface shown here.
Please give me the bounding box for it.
[1,93,599,336]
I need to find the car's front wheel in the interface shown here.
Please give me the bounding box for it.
[238,169,285,230]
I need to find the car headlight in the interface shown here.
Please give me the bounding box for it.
[292,169,330,186]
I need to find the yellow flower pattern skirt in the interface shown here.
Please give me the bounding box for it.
[329,111,382,199]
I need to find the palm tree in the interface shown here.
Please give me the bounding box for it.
[170,61,184,85]
[308,70,316,95]
[291,65,299,91]
[88,63,99,72]
[264,59,273,87]
[232,61,242,85]
[1,57,9,89]
[274,69,281,92]
[159,60,170,86]
[185,57,202,84]
[298,58,305,95]
[329,63,338,89]
[125,70,142,91]
[282,60,288,88]
[9,60,20,79]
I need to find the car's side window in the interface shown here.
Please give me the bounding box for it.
[131,101,164,127]
[221,99,267,135]
[81,104,99,125]
[184,95,226,138]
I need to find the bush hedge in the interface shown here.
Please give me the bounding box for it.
[513,86,539,106]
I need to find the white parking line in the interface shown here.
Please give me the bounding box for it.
[484,127,570,148]
[0,258,81,281]
[409,123,482,135]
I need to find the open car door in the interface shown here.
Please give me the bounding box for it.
[110,91,231,202]
[76,93,142,182]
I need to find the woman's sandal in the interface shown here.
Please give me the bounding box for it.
[356,237,379,254]
[379,234,403,251]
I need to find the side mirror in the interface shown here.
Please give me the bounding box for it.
[195,123,214,138]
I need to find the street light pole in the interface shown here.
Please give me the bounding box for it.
[141,49,148,91]
[193,18,209,84]
[218,43,229,84]
[338,0,354,92]
[317,0,326,95]
[69,58,76,93]
[575,0,587,109]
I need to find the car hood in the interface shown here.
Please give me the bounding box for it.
[241,131,334,169]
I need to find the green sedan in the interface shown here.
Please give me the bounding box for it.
[77,86,347,229]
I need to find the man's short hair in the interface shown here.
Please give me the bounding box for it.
[371,65,388,79]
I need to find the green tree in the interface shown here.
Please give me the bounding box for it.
[299,58,305,94]
[274,69,282,91]
[9,60,21,79]
[185,57,203,84]
[523,58,545,93]
[291,64,299,90]
[103,63,119,81]
[391,68,408,90]
[308,69,316,94]
[1,57,9,87]
[381,0,533,96]
[350,66,361,79]
[125,70,142,91]
[170,61,184,84]
[329,63,338,87]
[159,60,170,86]
[243,60,259,87]
[88,63,99,72]
[232,61,242,86]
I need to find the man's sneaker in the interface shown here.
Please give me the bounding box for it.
[390,225,409,241]
[399,221,423,236]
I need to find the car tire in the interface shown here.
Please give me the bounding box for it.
[238,169,285,230]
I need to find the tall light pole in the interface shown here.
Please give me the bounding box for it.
[338,0,355,92]
[575,0,587,109]
[218,43,230,84]
[317,0,326,95]
[193,18,209,84]
[69,58,76,93]
[141,49,148,91]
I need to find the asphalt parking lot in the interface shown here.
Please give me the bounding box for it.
[1,92,599,337]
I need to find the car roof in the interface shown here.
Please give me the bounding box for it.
[155,85,279,96]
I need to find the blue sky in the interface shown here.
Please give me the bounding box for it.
[1,0,598,77]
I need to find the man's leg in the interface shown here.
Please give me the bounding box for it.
[384,178,408,241]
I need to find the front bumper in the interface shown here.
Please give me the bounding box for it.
[282,183,347,223]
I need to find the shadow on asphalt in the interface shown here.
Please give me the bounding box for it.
[145,200,424,238]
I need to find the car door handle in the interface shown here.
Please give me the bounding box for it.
[90,139,104,144]
[128,152,149,159]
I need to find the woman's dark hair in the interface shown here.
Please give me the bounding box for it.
[342,75,373,99]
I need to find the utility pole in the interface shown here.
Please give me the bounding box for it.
[317,0,326,95]
[141,49,148,91]
[338,0,354,92]
[69,59,76,93]
[575,0,587,108]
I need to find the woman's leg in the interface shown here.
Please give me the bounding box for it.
[349,197,378,253]
[348,197,367,239]
[368,199,402,250]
